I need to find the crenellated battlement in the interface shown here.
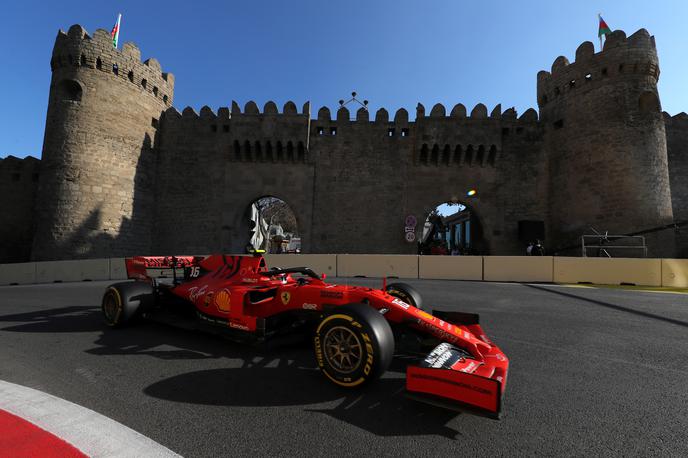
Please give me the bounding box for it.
[0,155,40,182]
[537,29,659,108]
[51,24,173,107]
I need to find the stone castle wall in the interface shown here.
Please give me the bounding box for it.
[0,24,686,262]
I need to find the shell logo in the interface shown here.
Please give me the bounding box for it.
[214,289,231,312]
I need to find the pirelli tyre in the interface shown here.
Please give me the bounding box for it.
[101,281,153,328]
[313,303,394,388]
[386,282,424,310]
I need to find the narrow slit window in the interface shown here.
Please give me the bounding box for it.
[388,128,395,137]
[330,127,337,136]
[112,63,119,75]
[401,128,409,137]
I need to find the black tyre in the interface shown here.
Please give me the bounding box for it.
[101,281,153,328]
[386,282,424,310]
[313,303,394,388]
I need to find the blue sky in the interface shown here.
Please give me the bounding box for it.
[2,0,687,158]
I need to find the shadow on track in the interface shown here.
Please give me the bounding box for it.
[88,322,462,438]
[0,306,102,333]
[525,284,688,328]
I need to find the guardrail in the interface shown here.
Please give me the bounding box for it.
[0,255,687,288]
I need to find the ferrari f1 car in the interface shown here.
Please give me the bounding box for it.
[102,254,509,418]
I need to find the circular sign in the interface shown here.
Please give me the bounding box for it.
[405,215,417,227]
[405,231,416,242]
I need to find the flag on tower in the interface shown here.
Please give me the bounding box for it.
[598,14,611,48]
[111,13,122,48]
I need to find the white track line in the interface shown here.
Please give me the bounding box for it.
[0,379,181,458]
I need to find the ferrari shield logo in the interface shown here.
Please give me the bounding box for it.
[281,291,291,305]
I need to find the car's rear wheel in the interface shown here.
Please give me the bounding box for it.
[386,282,424,310]
[102,281,153,328]
[313,303,394,388]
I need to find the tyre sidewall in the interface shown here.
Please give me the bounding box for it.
[102,281,152,327]
[314,304,393,387]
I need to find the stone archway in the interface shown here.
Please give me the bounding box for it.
[417,199,486,255]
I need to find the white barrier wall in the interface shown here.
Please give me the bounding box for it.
[418,256,483,281]
[264,254,337,276]
[661,259,688,288]
[553,257,662,286]
[109,258,128,280]
[36,259,111,283]
[484,256,554,283]
[337,255,418,278]
[0,262,37,285]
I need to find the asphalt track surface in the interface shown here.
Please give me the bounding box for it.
[1,278,687,457]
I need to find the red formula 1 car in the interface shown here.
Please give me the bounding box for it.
[102,254,509,418]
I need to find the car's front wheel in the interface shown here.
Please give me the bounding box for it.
[313,303,394,388]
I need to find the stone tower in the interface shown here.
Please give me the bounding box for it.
[538,29,674,256]
[32,25,174,260]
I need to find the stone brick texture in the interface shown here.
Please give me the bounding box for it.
[0,24,685,262]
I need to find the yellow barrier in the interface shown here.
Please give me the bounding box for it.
[0,262,37,285]
[661,259,688,288]
[36,259,111,283]
[483,256,553,282]
[553,257,662,286]
[336,255,418,278]
[263,254,337,276]
[418,256,483,281]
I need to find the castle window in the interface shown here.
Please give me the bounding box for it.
[585,73,592,81]
[244,140,252,161]
[639,91,660,113]
[442,145,451,165]
[431,144,439,165]
[141,78,147,89]
[96,57,102,70]
[502,127,509,136]
[476,145,485,166]
[420,144,428,164]
[11,173,20,182]
[163,95,168,104]
[287,141,295,161]
[32,173,39,182]
[618,64,624,73]
[58,79,82,102]
[265,141,273,161]
[211,125,217,133]
[80,54,87,67]
[317,126,324,135]
[516,127,524,134]
[233,140,241,161]
[276,141,284,161]
[401,128,409,137]
[112,63,119,75]
[223,125,229,133]
[553,119,564,129]
[330,127,337,136]
[128,71,134,83]
[388,128,395,137]
[153,86,159,97]
[464,145,474,166]
[601,68,608,76]
[569,79,576,88]
[297,142,305,162]
[554,87,561,96]
[453,145,462,164]
[255,141,263,161]
[151,118,159,128]
[487,145,497,166]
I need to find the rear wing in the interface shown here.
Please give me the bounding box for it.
[124,254,270,282]
[124,256,200,281]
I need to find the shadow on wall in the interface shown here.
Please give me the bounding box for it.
[37,132,157,260]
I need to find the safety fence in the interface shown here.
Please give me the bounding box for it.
[1,255,687,288]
